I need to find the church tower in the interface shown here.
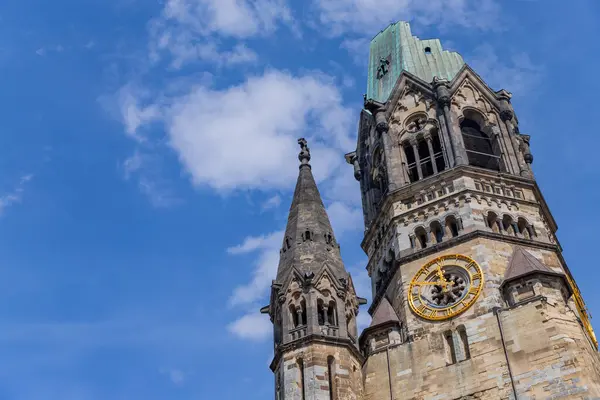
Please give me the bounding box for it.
[261,139,366,399]
[344,21,600,399]
[263,20,600,400]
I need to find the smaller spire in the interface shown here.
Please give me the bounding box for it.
[501,247,565,288]
[369,297,400,328]
[298,138,311,168]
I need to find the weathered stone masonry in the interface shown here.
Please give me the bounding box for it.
[262,20,600,400]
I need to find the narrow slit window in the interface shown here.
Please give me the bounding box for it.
[327,356,336,400]
[298,358,306,400]
[432,132,446,172]
[404,144,419,183]
[300,300,307,326]
[458,326,471,361]
[444,331,457,365]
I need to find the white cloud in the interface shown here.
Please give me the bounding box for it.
[228,312,272,341]
[121,151,181,208]
[467,44,544,96]
[150,0,293,68]
[340,38,370,67]
[227,231,282,255]
[118,86,161,142]
[326,201,363,238]
[122,70,354,192]
[35,45,65,56]
[312,0,501,35]
[261,194,282,211]
[160,368,186,385]
[163,0,292,38]
[152,33,259,69]
[228,230,283,306]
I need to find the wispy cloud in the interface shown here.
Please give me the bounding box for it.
[467,44,544,95]
[35,45,65,56]
[227,313,272,341]
[261,194,282,211]
[159,368,187,386]
[121,151,181,208]
[312,0,501,36]
[149,0,293,69]
[227,230,283,306]
[0,174,33,215]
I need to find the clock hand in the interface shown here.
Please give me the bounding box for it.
[414,281,446,286]
[436,264,447,283]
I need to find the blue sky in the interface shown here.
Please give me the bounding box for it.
[0,0,599,398]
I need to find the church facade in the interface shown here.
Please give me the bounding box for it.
[261,21,600,400]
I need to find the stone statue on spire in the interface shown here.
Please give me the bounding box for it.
[298,137,311,167]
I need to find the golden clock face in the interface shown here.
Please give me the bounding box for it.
[408,254,484,321]
[565,273,598,349]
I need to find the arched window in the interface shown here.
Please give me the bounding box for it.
[517,217,535,239]
[430,221,444,243]
[503,215,516,236]
[404,143,419,183]
[371,147,387,193]
[445,216,460,238]
[415,227,428,249]
[487,212,500,233]
[327,301,337,326]
[283,236,292,252]
[325,233,333,244]
[318,299,326,326]
[290,304,299,328]
[461,118,501,171]
[347,312,357,339]
[431,130,447,173]
[444,327,471,365]
[444,330,457,364]
[418,138,434,178]
[300,300,307,325]
[403,130,447,184]
[274,313,282,345]
[457,326,471,361]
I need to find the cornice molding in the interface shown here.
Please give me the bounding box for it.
[361,165,539,251]
[269,334,364,371]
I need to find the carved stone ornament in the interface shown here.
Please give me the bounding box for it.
[500,108,514,122]
[376,121,389,134]
[433,77,451,107]
[298,138,311,166]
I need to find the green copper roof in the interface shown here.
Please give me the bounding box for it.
[367,21,465,103]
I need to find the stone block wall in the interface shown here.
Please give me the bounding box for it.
[278,342,363,400]
[361,237,600,399]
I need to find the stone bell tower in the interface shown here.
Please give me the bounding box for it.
[345,21,600,400]
[261,139,366,400]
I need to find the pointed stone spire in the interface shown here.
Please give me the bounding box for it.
[276,138,346,283]
[359,297,403,353]
[502,247,564,286]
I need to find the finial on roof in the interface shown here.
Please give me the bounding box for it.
[298,138,311,168]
